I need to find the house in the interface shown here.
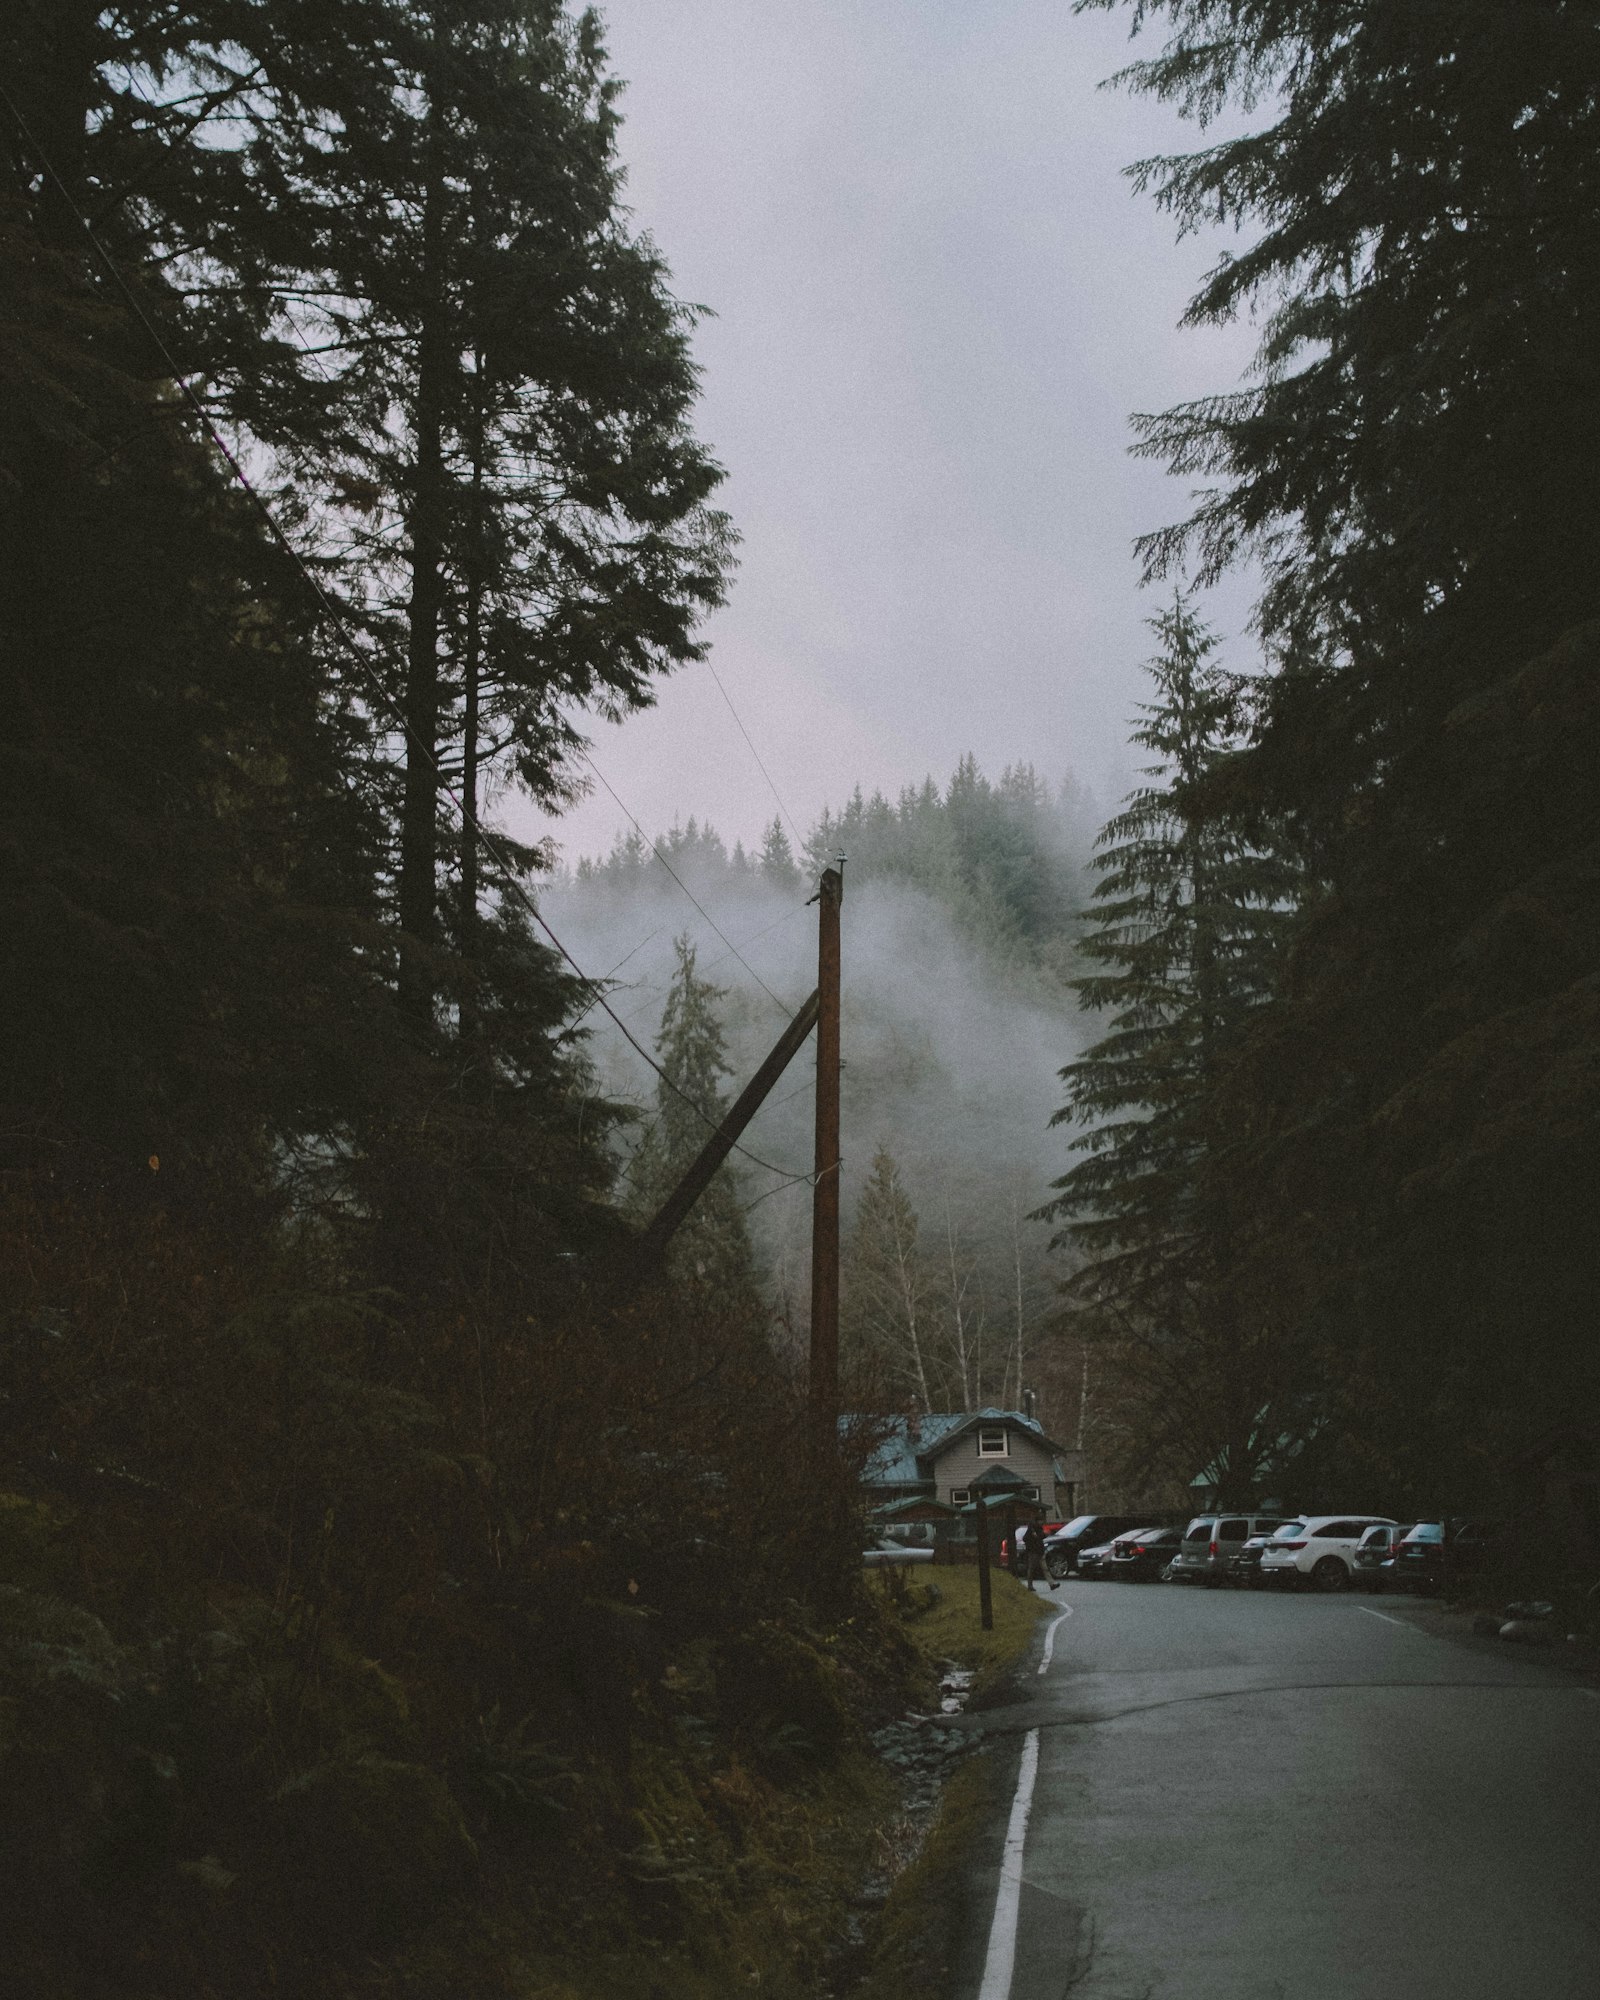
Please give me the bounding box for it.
[855,1408,1083,1522]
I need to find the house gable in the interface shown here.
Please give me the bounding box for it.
[851,1409,1085,1517]
[931,1413,1063,1510]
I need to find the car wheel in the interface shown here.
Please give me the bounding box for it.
[1311,1556,1348,1593]
[1045,1555,1068,1582]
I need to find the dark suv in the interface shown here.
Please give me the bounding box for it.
[1042,1514,1148,1582]
[1383,1518,1508,1595]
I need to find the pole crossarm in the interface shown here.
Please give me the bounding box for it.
[634,987,821,1269]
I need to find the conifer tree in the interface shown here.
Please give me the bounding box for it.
[757,817,801,892]
[258,0,733,1021]
[1042,600,1298,1489]
[1089,0,1600,1494]
[631,937,757,1303]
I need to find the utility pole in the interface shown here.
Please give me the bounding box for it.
[808,864,844,1443]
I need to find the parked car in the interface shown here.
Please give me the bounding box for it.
[1351,1521,1411,1588]
[1074,1531,1136,1579]
[862,1538,935,1567]
[1258,1515,1397,1592]
[1381,1518,1508,1595]
[1042,1514,1149,1581]
[1166,1512,1297,1587]
[1229,1524,1304,1589]
[1107,1524,1185,1580]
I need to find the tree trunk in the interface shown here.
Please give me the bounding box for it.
[398,139,450,1027]
[458,354,486,1035]
[893,1216,933,1415]
[28,1,98,253]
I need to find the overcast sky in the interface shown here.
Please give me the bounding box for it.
[521,0,1260,866]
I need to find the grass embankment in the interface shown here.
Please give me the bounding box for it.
[858,1567,1050,2000]
[882,1564,1052,1700]
[3,1403,1040,2000]
[378,1572,1051,1998]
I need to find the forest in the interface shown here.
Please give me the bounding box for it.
[546,758,1097,1428]
[4,0,1599,1994]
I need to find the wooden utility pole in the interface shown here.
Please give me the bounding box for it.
[808,866,843,1440]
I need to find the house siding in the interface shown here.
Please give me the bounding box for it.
[934,1427,1060,1510]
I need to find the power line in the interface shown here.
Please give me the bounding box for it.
[760,1074,817,1118]
[700,900,809,978]
[0,83,810,1188]
[564,927,663,1032]
[704,657,808,858]
[741,1156,837,1218]
[577,748,795,1017]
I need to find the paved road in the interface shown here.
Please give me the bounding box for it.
[952,1579,1600,2000]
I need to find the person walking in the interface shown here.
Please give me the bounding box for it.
[1023,1511,1057,1592]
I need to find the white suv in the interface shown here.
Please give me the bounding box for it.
[1258,1515,1396,1592]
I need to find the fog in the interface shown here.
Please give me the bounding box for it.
[539,813,1095,1396]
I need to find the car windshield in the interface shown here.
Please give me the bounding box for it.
[1270,1522,1306,1539]
[1405,1523,1445,1543]
[1060,1516,1098,1536]
[1183,1520,1212,1541]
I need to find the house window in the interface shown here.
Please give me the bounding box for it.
[949,1487,970,1505]
[977,1428,1009,1457]
[1022,1486,1040,1502]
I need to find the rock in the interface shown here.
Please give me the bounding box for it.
[1502,1600,1555,1621]
[1499,1619,1554,1646]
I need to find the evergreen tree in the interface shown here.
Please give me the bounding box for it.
[253,0,733,1021]
[1041,600,1299,1491]
[0,117,383,1215]
[758,817,802,892]
[0,0,692,1288]
[5,1,733,1030]
[1090,0,1600,1496]
[631,937,757,1303]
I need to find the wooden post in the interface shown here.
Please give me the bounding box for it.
[976,1496,993,1632]
[809,866,843,1441]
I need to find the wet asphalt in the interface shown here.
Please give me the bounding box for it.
[950,1575,1600,2000]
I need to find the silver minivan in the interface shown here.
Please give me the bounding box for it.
[1166,1512,1297,1586]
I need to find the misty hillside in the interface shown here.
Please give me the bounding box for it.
[540,756,1099,1417]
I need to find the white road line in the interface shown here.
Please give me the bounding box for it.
[977,1726,1040,2000]
[1356,1605,1410,1628]
[1038,1605,1073,1676]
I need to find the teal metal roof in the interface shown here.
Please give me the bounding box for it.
[851,1409,1066,1490]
